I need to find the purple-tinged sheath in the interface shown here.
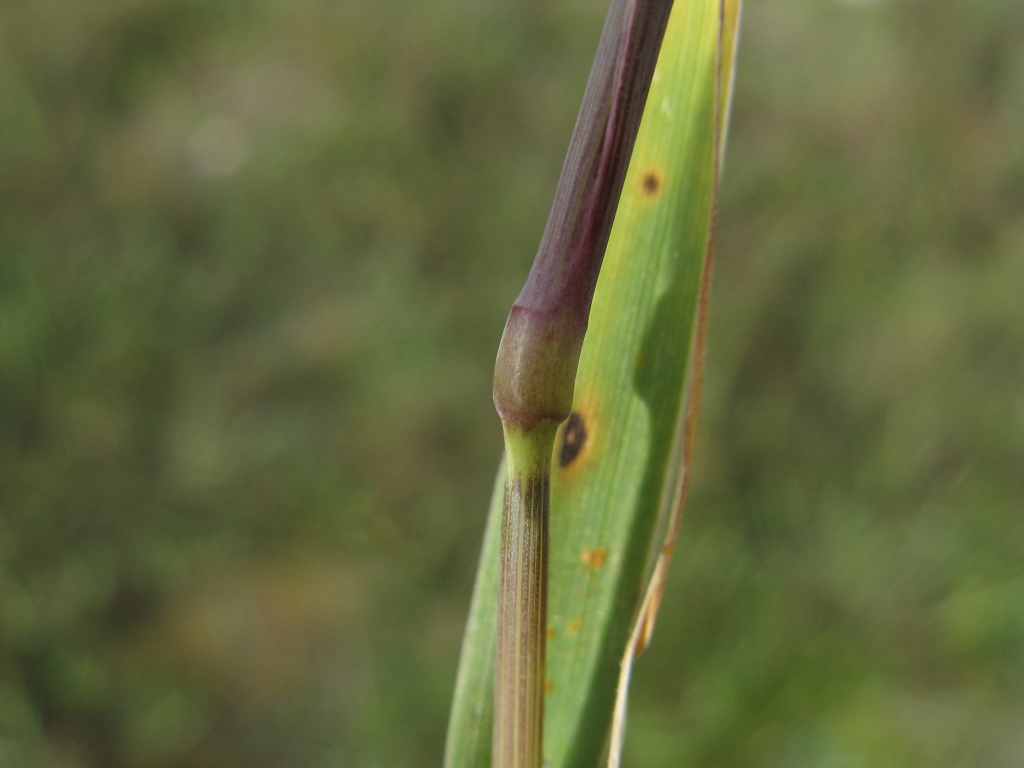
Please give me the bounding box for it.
[493,0,674,432]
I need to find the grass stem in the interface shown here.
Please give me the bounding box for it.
[493,425,557,768]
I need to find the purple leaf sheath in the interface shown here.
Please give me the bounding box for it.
[493,0,674,432]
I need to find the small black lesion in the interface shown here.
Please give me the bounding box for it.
[559,411,587,468]
[640,170,662,197]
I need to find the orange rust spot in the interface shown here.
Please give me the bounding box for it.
[639,168,664,197]
[547,627,556,641]
[567,619,581,635]
[545,679,554,693]
[581,548,607,570]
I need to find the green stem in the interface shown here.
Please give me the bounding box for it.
[493,425,557,768]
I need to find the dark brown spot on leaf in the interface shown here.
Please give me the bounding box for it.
[559,411,587,468]
[640,170,662,196]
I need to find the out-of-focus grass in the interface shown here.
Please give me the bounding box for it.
[0,1,1021,767]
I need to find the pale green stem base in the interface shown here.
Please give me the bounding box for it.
[494,424,557,768]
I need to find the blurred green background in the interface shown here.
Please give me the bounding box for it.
[1,0,1022,766]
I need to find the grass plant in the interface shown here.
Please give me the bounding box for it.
[447,2,741,766]
[491,3,674,766]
